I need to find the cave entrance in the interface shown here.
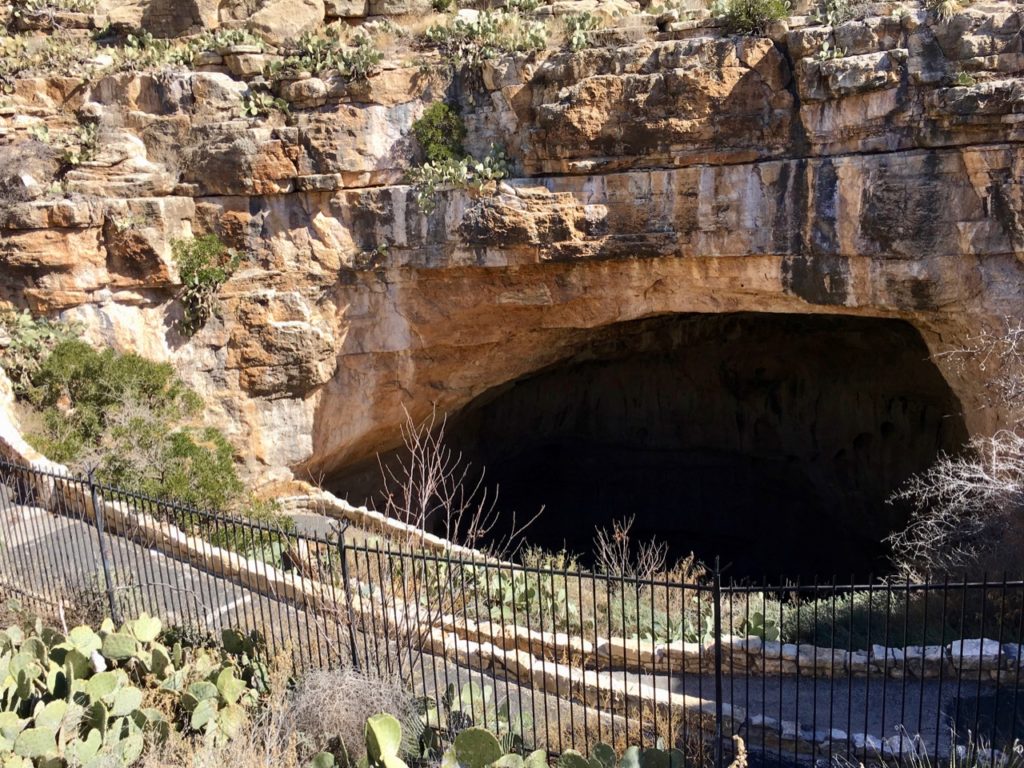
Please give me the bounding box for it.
[335,313,968,580]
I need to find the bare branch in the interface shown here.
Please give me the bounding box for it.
[936,316,1024,415]
[378,405,542,559]
[593,514,668,582]
[887,430,1024,580]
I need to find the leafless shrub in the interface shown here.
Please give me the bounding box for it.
[593,515,669,582]
[662,551,709,585]
[520,544,582,572]
[888,318,1024,580]
[379,406,542,558]
[888,430,1024,580]
[286,667,420,762]
[58,569,141,627]
[936,317,1024,416]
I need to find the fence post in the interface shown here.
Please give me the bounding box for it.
[88,472,121,625]
[712,557,724,768]
[337,521,360,670]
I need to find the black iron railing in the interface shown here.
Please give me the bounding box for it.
[0,457,1021,766]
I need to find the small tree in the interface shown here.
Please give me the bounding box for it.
[888,430,1024,580]
[593,514,668,582]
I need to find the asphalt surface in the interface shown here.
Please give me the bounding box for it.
[0,497,1018,764]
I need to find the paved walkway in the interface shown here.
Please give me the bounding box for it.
[0,499,1018,764]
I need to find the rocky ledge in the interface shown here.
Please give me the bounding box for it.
[0,1,1022,484]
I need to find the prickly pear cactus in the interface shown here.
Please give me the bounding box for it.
[365,713,408,768]
[590,743,616,768]
[557,750,590,768]
[449,726,504,768]
[0,614,267,766]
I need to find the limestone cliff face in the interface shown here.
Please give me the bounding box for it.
[0,1,1022,484]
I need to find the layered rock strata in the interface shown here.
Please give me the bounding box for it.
[0,3,1022,485]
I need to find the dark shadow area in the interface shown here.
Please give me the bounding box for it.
[331,313,968,580]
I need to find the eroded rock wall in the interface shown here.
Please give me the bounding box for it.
[0,3,1022,483]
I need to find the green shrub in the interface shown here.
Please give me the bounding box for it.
[0,310,78,396]
[172,235,242,336]
[24,339,252,517]
[104,426,244,512]
[406,144,510,213]
[424,10,547,69]
[718,0,789,34]
[266,29,383,81]
[411,102,466,164]
[29,340,198,445]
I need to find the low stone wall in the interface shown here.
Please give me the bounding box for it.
[648,636,1024,682]
[277,489,510,564]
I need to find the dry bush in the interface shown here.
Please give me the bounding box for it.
[56,569,141,628]
[937,318,1024,416]
[520,544,582,572]
[379,406,542,558]
[888,430,1024,579]
[141,662,303,768]
[889,318,1024,580]
[661,551,708,585]
[140,662,423,768]
[593,515,668,582]
[286,667,421,762]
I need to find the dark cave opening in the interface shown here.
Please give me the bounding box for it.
[333,313,968,580]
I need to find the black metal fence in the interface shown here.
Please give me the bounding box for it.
[0,457,1022,767]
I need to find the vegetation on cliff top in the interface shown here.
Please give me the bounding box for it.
[714,0,790,34]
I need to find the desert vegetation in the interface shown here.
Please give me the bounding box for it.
[0,601,761,768]
[172,235,242,337]
[887,319,1024,581]
[406,105,510,213]
[0,310,293,554]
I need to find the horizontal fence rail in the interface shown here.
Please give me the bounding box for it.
[0,457,1021,767]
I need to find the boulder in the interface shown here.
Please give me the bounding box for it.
[248,0,326,46]
[325,0,368,17]
[0,141,60,202]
